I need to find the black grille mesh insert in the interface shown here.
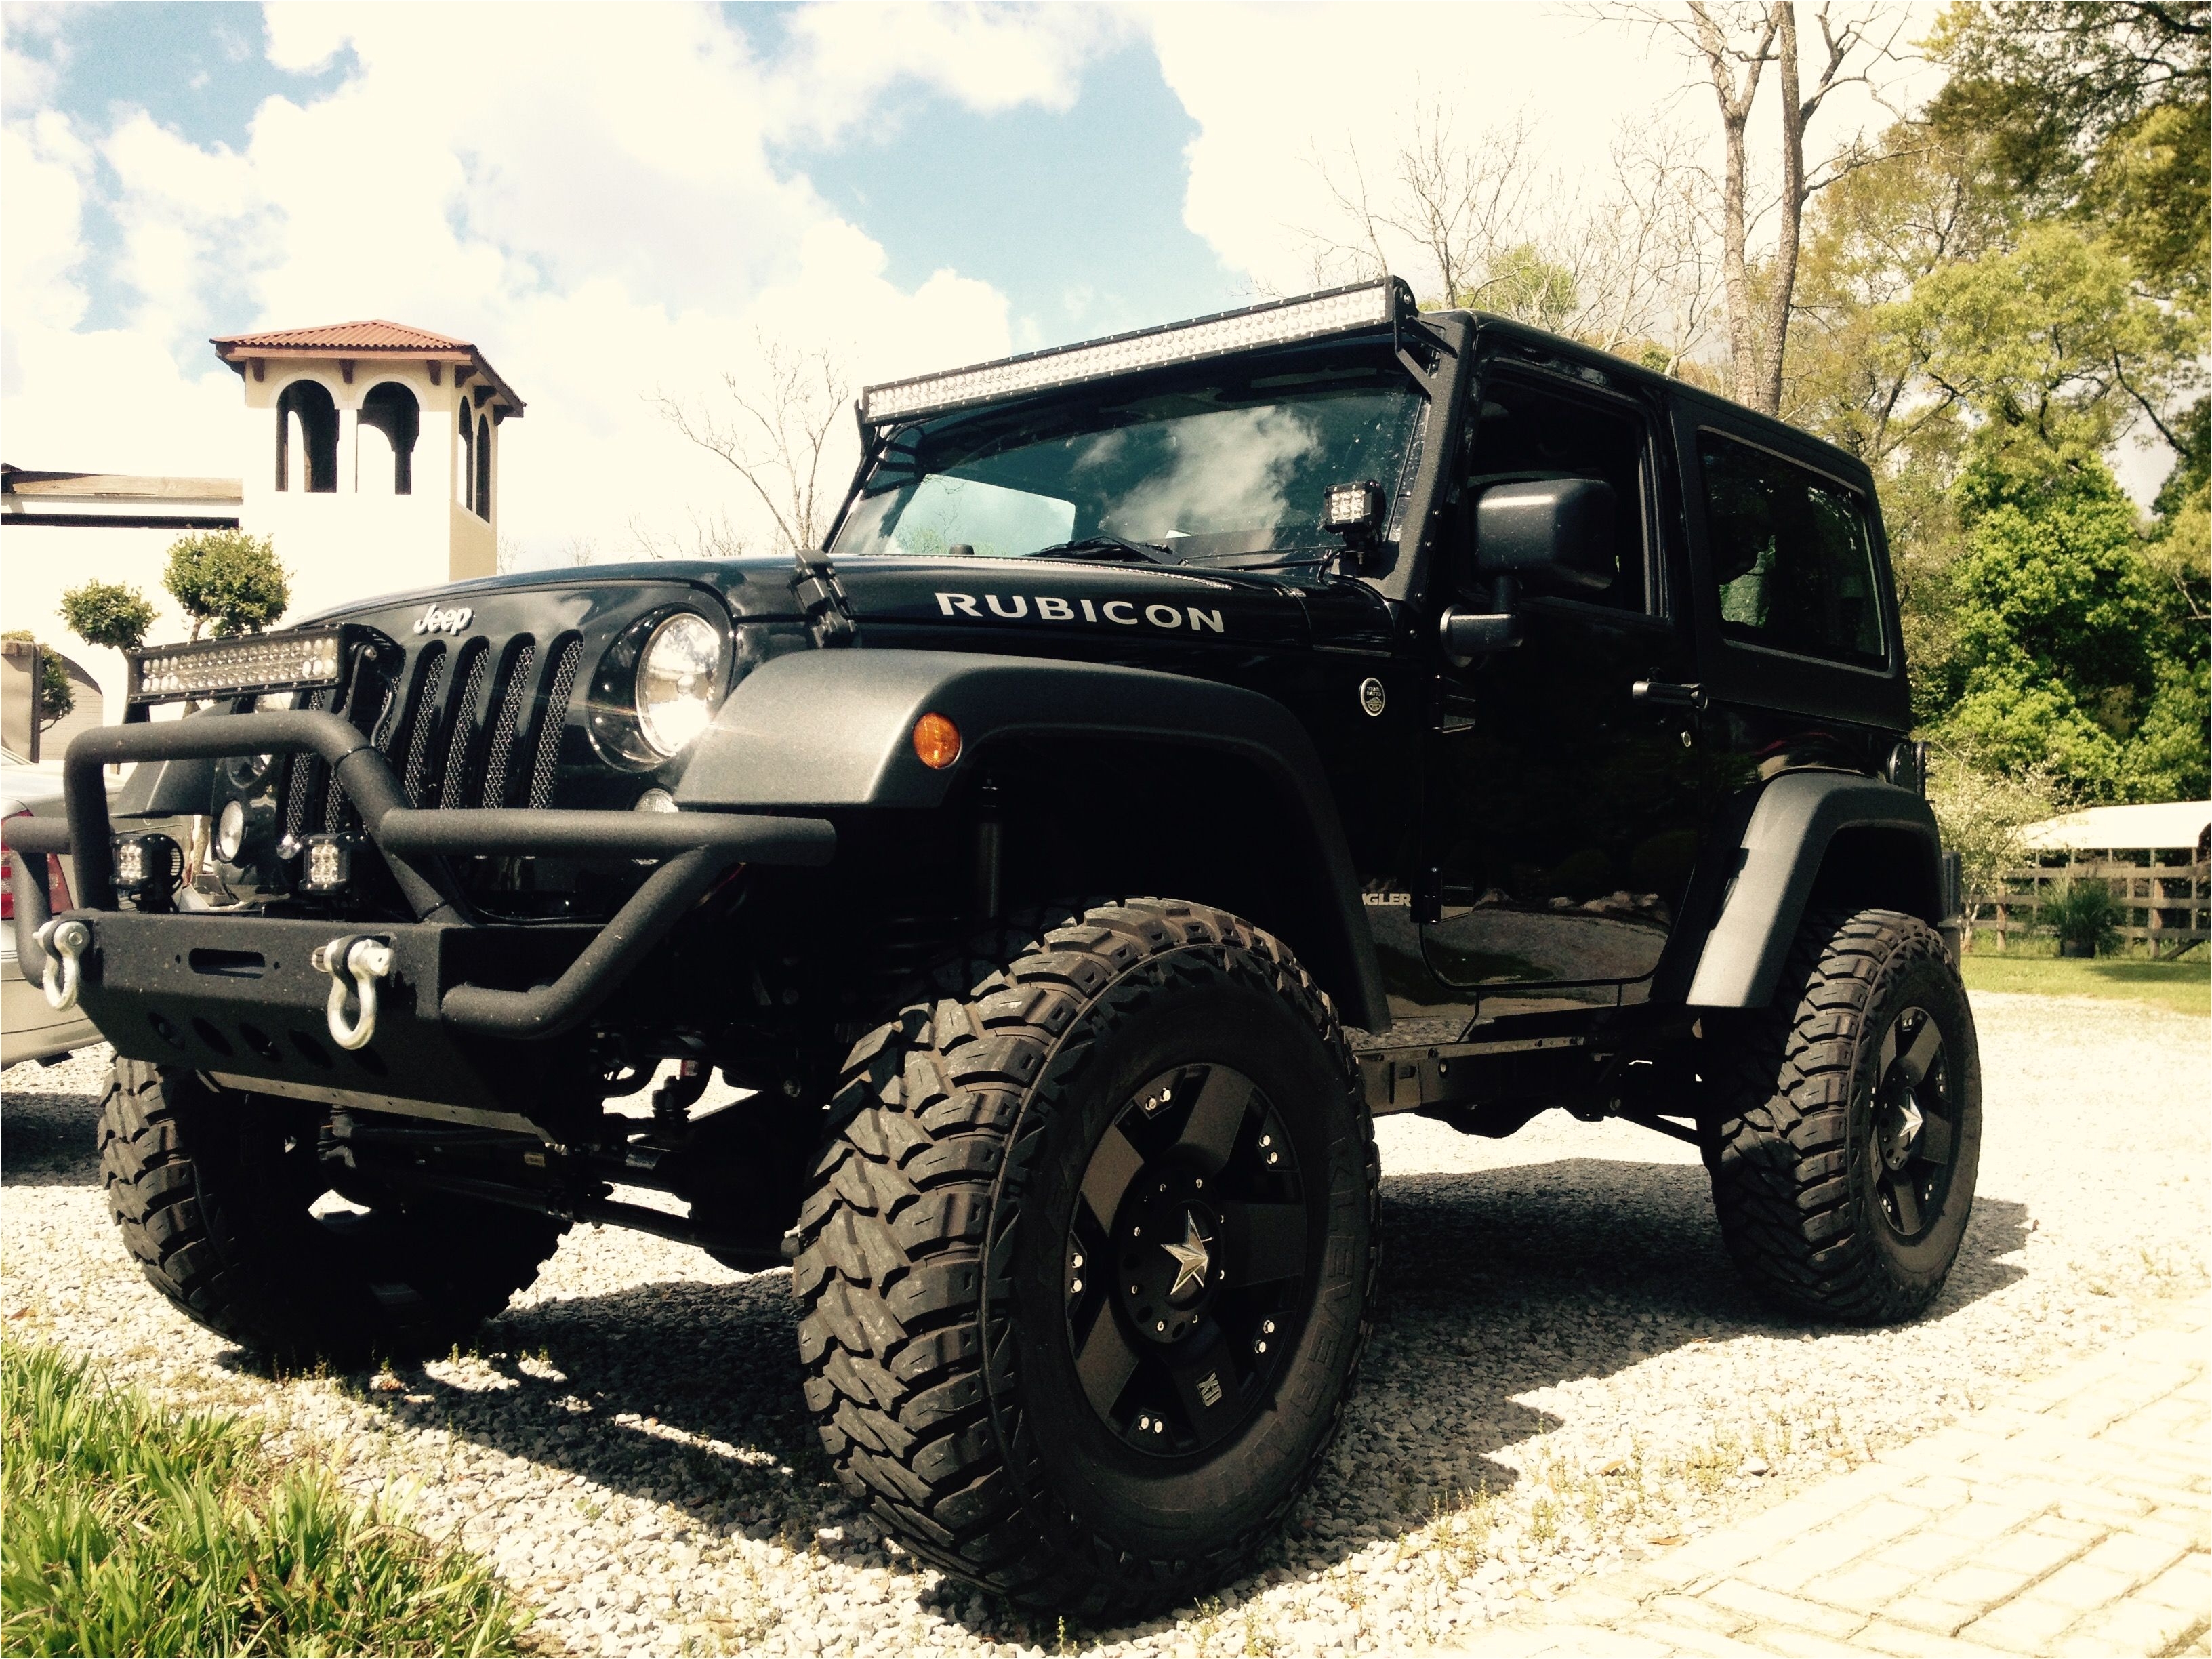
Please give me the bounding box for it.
[527,636,583,809]
[479,640,537,808]
[396,644,449,806]
[437,640,492,811]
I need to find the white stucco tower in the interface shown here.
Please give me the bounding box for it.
[211,321,525,619]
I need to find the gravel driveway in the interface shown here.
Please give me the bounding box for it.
[3,990,2204,1657]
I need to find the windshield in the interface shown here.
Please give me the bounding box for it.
[833,359,1425,565]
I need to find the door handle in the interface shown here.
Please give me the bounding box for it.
[1631,678,1706,711]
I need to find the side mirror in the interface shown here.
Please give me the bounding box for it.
[1438,478,1619,665]
[1473,478,1616,595]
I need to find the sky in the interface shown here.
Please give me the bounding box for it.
[1,1,1950,567]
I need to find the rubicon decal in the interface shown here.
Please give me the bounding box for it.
[935,592,1226,633]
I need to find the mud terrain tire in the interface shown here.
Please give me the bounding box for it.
[793,898,1380,1619]
[1702,906,1982,1323]
[99,1059,567,1368]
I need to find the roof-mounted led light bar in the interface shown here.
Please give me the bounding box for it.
[127,628,349,705]
[861,278,1415,426]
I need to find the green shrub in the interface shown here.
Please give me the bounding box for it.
[0,1341,526,1657]
[2041,878,2125,957]
[163,531,290,640]
[58,581,157,653]
[0,632,73,731]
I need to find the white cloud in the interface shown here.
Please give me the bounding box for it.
[771,2,1126,142]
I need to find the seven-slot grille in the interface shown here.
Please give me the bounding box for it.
[277,630,585,839]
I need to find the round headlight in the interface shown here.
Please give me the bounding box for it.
[634,612,721,756]
[215,799,248,863]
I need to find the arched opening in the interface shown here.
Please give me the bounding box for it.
[358,382,419,495]
[275,380,339,493]
[475,411,492,522]
[457,409,475,512]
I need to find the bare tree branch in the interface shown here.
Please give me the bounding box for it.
[656,333,853,556]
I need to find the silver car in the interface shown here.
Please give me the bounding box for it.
[1,744,102,1067]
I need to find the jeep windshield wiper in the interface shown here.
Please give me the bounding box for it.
[1026,534,1181,565]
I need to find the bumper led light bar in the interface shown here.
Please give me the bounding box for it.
[861,279,1412,426]
[128,628,348,705]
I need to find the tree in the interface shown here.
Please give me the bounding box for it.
[1925,1,2209,446]
[59,579,157,652]
[1928,461,2200,798]
[1899,222,2181,506]
[1623,1,1908,413]
[162,531,290,640]
[0,631,73,732]
[1304,103,1543,309]
[657,337,851,558]
[1924,753,2057,948]
[1300,105,1721,371]
[1925,1,2209,216]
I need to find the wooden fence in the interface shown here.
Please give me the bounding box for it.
[1971,853,2211,956]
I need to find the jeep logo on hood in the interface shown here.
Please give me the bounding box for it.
[935,592,1225,634]
[413,603,474,636]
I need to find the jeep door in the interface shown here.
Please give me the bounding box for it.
[1420,361,1709,1022]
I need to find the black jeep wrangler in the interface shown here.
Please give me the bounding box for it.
[11,279,1979,1618]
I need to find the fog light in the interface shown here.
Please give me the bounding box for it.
[634,787,679,813]
[302,834,357,893]
[912,712,962,770]
[112,833,183,907]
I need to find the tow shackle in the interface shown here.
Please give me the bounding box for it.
[312,934,394,1052]
[35,918,90,1012]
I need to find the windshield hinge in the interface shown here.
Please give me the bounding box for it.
[791,554,857,648]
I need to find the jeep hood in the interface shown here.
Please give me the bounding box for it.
[303,554,1395,654]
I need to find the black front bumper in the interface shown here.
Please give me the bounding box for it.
[7,711,835,1103]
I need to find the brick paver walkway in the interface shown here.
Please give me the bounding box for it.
[1458,1293,2211,1658]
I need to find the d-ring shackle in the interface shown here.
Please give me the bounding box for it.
[35,918,90,1012]
[312,935,394,1051]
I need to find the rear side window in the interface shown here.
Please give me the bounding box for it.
[1698,431,1885,666]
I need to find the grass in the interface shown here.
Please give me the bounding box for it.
[1959,949,2209,1017]
[0,1340,527,1658]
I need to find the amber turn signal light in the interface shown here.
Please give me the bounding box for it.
[912,712,962,769]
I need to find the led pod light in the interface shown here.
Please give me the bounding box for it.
[129,628,348,704]
[861,279,1410,426]
[112,832,184,906]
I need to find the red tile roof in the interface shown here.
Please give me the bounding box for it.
[209,321,523,415]
[211,320,474,352]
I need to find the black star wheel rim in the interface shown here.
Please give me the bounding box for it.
[1871,1005,1957,1241]
[1062,1063,1308,1456]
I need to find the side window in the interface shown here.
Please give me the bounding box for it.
[1698,431,1885,666]
[1467,375,1651,610]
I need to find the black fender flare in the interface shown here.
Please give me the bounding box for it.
[677,649,1391,1032]
[1680,769,1942,1009]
